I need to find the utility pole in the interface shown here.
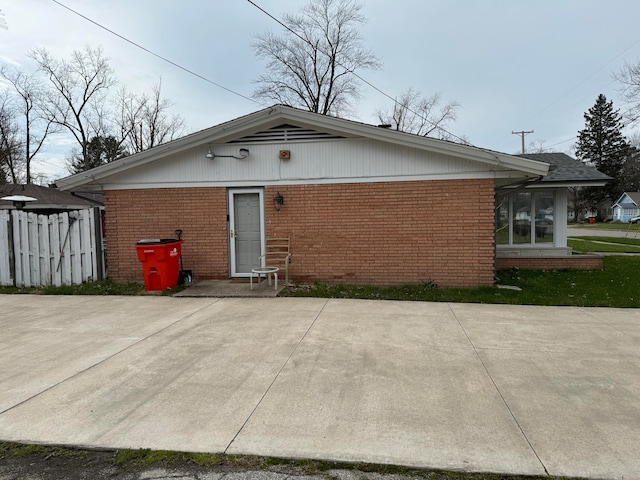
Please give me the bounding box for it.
[512,130,534,154]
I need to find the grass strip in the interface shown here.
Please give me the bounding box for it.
[0,280,185,296]
[0,442,582,480]
[569,236,640,246]
[567,223,640,231]
[568,239,640,253]
[281,256,640,308]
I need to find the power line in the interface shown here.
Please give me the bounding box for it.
[53,0,482,152]
[546,137,575,149]
[492,38,640,150]
[50,0,261,106]
[245,0,471,146]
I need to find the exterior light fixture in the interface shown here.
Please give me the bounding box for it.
[273,192,284,211]
[205,147,250,160]
[1,195,37,210]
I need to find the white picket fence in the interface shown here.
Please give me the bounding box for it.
[0,208,105,287]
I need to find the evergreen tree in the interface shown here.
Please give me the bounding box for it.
[575,94,630,205]
[68,135,127,174]
[620,147,640,193]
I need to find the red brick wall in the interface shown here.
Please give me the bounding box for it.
[105,179,496,287]
[496,255,603,271]
[105,188,229,282]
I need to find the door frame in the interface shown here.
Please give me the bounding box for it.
[228,188,265,277]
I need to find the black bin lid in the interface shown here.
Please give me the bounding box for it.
[136,238,179,245]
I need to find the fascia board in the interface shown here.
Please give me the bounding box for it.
[526,180,610,188]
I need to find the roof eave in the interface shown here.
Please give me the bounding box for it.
[534,180,610,188]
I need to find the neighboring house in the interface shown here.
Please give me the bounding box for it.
[611,192,640,222]
[0,184,103,213]
[55,106,606,287]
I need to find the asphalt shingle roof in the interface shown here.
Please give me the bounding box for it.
[518,152,611,184]
[0,184,103,210]
[622,192,640,206]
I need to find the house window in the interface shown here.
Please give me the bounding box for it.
[495,190,555,246]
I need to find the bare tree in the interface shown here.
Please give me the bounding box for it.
[526,139,552,154]
[114,80,185,154]
[376,88,460,139]
[615,61,640,126]
[0,65,57,183]
[0,93,25,183]
[252,0,381,116]
[28,46,117,165]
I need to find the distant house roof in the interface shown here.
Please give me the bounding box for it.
[612,191,640,208]
[0,184,103,211]
[518,152,611,186]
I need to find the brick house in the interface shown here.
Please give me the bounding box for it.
[55,106,606,287]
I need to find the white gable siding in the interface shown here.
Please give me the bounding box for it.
[103,138,515,190]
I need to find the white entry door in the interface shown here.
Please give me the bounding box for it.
[229,189,265,277]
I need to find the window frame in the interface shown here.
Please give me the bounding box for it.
[496,189,557,248]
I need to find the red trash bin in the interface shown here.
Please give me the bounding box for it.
[135,239,183,291]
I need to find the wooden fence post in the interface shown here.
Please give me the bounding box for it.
[0,210,15,286]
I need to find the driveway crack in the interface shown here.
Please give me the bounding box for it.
[448,303,549,475]
[224,299,329,453]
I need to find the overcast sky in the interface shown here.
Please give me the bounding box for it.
[2,0,640,181]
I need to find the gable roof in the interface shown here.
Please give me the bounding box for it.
[56,105,550,191]
[0,184,103,210]
[518,153,611,187]
[612,191,640,207]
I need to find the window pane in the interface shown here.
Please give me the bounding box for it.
[513,192,531,244]
[534,191,554,243]
[495,194,509,245]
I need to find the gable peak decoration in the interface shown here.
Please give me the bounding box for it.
[229,124,345,144]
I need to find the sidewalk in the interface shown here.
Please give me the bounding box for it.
[0,295,638,479]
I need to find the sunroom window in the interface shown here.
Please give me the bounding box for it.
[496,191,555,246]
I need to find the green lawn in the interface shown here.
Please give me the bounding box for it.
[281,256,640,308]
[568,222,640,232]
[568,235,640,253]
[568,239,640,253]
[569,236,640,246]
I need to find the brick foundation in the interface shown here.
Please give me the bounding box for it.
[495,255,603,271]
[105,179,496,287]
